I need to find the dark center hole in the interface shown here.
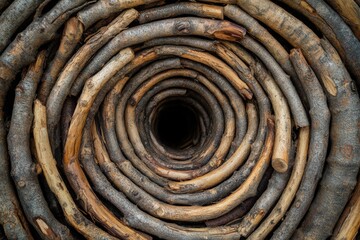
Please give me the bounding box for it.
[154,100,199,150]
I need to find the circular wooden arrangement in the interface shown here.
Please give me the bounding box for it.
[0,0,360,239]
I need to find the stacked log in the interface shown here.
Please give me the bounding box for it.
[0,0,359,239]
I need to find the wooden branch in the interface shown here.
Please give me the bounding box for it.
[239,36,308,128]
[8,51,74,239]
[69,17,246,96]
[252,60,291,173]
[237,145,295,237]
[167,103,257,192]
[224,4,309,109]
[124,74,233,180]
[82,124,241,239]
[275,0,360,89]
[33,100,118,240]
[271,48,330,240]
[237,1,360,237]
[0,0,44,52]
[38,17,83,104]
[325,0,360,40]
[332,176,360,240]
[248,126,309,240]
[0,0,89,88]
[138,2,224,23]
[1,1,359,239]
[62,48,144,239]
[0,104,33,238]
[93,116,274,222]
[100,55,265,206]
[77,0,158,29]
[46,9,139,136]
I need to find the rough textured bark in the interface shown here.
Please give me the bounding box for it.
[8,51,74,240]
[69,17,246,96]
[275,0,360,89]
[272,48,330,240]
[224,4,309,109]
[138,2,224,23]
[46,9,139,140]
[33,100,118,240]
[0,105,33,239]
[1,1,359,239]
[0,0,89,87]
[81,125,241,240]
[248,126,309,240]
[94,114,274,222]
[301,0,360,87]
[100,55,265,206]
[325,0,360,40]
[77,0,158,29]
[237,145,295,237]
[236,0,360,238]
[0,0,44,53]
[37,17,83,104]
[331,176,360,240]
[62,48,144,239]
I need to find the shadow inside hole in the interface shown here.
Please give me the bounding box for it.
[154,100,199,150]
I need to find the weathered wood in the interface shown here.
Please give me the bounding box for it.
[124,75,233,180]
[81,124,241,240]
[37,17,83,104]
[0,1,359,239]
[33,100,118,240]
[237,0,360,238]
[8,51,74,240]
[69,17,246,95]
[94,114,273,222]
[248,126,309,240]
[0,0,44,53]
[331,176,360,240]
[138,2,224,23]
[62,48,144,239]
[325,0,360,40]
[46,9,139,139]
[275,0,360,89]
[272,48,330,240]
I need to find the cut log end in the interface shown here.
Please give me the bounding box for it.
[272,158,288,173]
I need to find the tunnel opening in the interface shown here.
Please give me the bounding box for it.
[153,100,200,150]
